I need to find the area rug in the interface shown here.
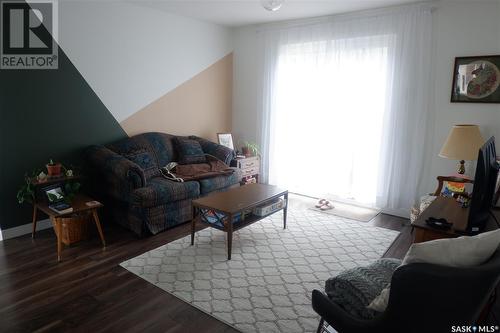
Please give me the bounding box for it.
[310,201,380,222]
[121,208,398,333]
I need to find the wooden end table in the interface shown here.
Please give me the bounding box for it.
[191,183,288,260]
[411,196,498,243]
[33,193,106,262]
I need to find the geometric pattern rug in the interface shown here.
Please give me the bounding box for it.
[121,208,399,333]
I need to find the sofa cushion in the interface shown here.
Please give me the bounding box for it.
[198,169,241,194]
[174,137,207,165]
[125,150,158,179]
[131,177,200,207]
[141,132,177,167]
[189,136,235,165]
[107,134,162,179]
[107,133,181,179]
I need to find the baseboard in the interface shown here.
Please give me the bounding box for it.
[0,218,52,240]
[380,208,410,219]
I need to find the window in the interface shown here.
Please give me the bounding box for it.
[269,35,391,205]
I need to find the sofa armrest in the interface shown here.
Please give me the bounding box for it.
[189,136,235,165]
[85,145,146,201]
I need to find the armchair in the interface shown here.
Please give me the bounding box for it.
[312,250,500,333]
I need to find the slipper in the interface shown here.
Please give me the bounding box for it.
[320,201,334,210]
[315,199,327,208]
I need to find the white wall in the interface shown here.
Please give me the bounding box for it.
[233,0,500,198]
[59,1,233,122]
[423,0,500,193]
[232,26,264,147]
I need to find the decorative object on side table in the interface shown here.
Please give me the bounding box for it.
[241,141,260,157]
[411,124,484,223]
[46,159,62,176]
[17,160,80,205]
[17,161,105,262]
[451,55,500,103]
[217,133,234,150]
[439,124,484,174]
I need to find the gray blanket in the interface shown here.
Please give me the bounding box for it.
[325,258,401,319]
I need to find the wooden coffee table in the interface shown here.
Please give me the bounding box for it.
[191,184,288,260]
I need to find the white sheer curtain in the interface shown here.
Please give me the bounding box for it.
[259,4,433,215]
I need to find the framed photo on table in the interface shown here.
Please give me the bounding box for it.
[451,55,500,103]
[217,133,234,150]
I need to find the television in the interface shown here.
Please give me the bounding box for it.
[467,136,499,233]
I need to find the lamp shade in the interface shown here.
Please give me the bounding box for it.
[439,124,484,161]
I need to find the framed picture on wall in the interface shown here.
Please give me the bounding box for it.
[451,55,500,103]
[217,133,234,150]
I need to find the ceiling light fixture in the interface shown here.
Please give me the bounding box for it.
[261,0,284,12]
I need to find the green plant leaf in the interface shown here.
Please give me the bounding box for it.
[47,193,58,202]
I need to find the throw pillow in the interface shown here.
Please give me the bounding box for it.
[368,229,500,312]
[367,286,390,312]
[402,228,500,267]
[174,137,207,165]
[124,150,159,179]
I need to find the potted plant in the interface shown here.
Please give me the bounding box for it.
[16,172,37,204]
[46,159,62,176]
[241,142,260,157]
[62,181,81,203]
[17,164,80,204]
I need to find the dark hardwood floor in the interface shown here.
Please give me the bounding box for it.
[0,201,497,332]
[0,220,240,333]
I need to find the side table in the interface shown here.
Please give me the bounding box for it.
[411,196,498,243]
[32,193,106,262]
[234,156,260,185]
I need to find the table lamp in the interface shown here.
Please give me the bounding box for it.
[439,124,484,174]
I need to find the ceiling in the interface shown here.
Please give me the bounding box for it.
[133,0,420,27]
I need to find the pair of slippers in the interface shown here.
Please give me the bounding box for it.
[315,199,334,211]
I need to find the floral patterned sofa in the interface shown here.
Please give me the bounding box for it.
[85,132,241,236]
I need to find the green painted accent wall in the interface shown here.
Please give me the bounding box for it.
[0,46,127,230]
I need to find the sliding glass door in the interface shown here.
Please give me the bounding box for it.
[269,37,390,205]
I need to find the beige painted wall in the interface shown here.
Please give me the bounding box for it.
[121,53,233,142]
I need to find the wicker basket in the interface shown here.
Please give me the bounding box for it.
[52,213,90,245]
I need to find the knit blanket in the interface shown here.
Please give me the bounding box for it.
[325,258,401,319]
